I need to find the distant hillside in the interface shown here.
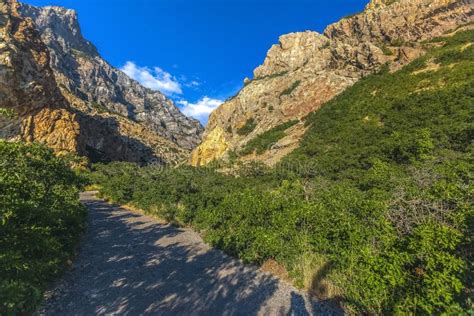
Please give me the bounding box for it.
[191,0,473,166]
[286,29,474,179]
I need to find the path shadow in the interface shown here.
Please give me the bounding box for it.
[41,197,341,315]
[287,292,310,316]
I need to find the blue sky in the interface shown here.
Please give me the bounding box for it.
[23,0,368,124]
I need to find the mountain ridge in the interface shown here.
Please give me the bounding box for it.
[191,0,473,166]
[19,3,203,150]
[0,0,203,164]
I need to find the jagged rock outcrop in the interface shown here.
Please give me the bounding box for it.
[0,0,205,164]
[326,0,472,44]
[0,0,190,164]
[19,4,203,150]
[0,0,80,153]
[191,0,473,166]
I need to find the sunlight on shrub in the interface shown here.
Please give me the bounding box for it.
[89,30,473,315]
[0,141,86,314]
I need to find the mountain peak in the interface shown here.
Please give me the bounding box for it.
[366,0,399,10]
[19,3,98,57]
[1,0,203,164]
[365,0,461,11]
[19,2,204,151]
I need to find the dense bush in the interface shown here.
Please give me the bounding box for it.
[91,31,473,314]
[236,118,257,136]
[240,120,298,155]
[280,80,301,97]
[0,142,86,314]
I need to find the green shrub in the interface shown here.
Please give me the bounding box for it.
[400,223,465,314]
[254,71,289,81]
[90,30,473,315]
[0,142,86,314]
[90,161,139,204]
[380,44,394,56]
[384,128,435,164]
[280,80,301,97]
[390,38,405,47]
[90,102,108,113]
[237,118,257,136]
[70,48,89,59]
[240,120,298,155]
[0,108,16,119]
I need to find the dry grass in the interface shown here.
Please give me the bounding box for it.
[84,184,101,191]
[261,259,291,283]
[461,42,473,52]
[291,253,343,300]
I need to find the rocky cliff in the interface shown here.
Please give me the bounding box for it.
[19,4,203,150]
[0,0,203,164]
[0,0,194,164]
[191,0,473,166]
[0,0,80,153]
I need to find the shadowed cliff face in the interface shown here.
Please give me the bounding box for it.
[191,0,473,166]
[0,0,191,164]
[19,4,204,151]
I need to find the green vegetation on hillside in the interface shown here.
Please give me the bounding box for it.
[240,119,298,155]
[280,80,301,97]
[254,70,289,81]
[0,142,86,314]
[237,118,257,136]
[380,44,394,55]
[91,30,473,314]
[90,101,109,113]
[280,29,474,314]
[70,48,89,59]
[0,108,17,119]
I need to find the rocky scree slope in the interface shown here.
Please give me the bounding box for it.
[191,0,473,166]
[0,0,201,164]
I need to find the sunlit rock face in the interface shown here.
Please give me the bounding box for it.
[0,0,80,154]
[19,3,204,151]
[1,0,205,164]
[191,0,473,166]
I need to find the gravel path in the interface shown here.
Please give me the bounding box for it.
[39,192,341,315]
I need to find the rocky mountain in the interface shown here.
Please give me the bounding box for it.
[191,0,473,166]
[0,0,80,152]
[19,4,203,150]
[0,0,203,164]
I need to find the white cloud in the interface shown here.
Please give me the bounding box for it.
[184,79,201,88]
[120,61,222,124]
[120,61,182,96]
[179,75,201,89]
[177,97,223,124]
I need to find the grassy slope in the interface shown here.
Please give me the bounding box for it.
[240,119,299,155]
[287,30,473,179]
[280,30,473,313]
